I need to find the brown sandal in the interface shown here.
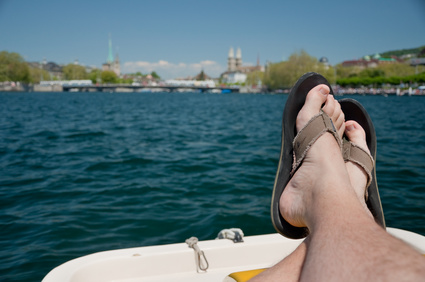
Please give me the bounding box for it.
[343,139,374,193]
[340,99,385,228]
[271,74,385,240]
[271,72,339,239]
[292,110,342,175]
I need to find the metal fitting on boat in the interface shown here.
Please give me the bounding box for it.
[216,228,244,243]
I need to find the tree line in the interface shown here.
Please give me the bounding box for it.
[263,50,425,90]
[263,50,336,90]
[2,49,424,89]
[0,51,160,84]
[335,61,425,87]
[336,73,425,87]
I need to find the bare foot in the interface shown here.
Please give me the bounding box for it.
[344,120,374,218]
[279,85,350,229]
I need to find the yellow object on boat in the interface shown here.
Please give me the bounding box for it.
[227,268,266,281]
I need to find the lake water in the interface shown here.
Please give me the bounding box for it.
[1,91,424,281]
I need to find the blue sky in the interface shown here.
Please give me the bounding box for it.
[0,0,424,79]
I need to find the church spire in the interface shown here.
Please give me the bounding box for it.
[228,47,234,58]
[228,47,236,71]
[235,47,242,69]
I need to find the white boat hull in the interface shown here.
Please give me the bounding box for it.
[43,228,425,282]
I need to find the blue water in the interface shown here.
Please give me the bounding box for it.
[0,92,424,281]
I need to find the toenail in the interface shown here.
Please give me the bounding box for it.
[346,124,355,131]
[319,87,328,96]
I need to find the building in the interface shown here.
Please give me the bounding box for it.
[227,47,236,72]
[224,72,247,84]
[221,47,264,84]
[102,35,121,76]
[319,57,330,69]
[341,53,402,69]
[410,58,425,66]
[28,59,63,80]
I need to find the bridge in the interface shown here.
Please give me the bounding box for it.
[62,84,240,93]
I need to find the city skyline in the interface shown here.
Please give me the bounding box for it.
[0,0,424,79]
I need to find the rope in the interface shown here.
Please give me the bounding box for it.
[185,237,209,272]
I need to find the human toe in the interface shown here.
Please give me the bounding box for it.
[345,120,369,154]
[296,84,330,132]
[344,120,374,207]
[323,96,345,138]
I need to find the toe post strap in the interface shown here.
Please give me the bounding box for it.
[343,139,374,190]
[292,111,342,174]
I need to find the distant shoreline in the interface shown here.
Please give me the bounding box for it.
[1,81,424,96]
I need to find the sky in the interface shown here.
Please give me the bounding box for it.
[0,0,424,79]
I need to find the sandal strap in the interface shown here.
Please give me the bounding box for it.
[292,111,342,174]
[342,139,374,192]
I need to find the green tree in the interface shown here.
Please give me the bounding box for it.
[336,64,361,79]
[150,71,160,80]
[63,64,87,80]
[377,63,418,77]
[88,69,102,84]
[118,77,133,84]
[246,70,264,86]
[0,51,31,82]
[358,69,385,78]
[263,50,334,90]
[28,66,50,83]
[283,50,322,85]
[263,61,286,89]
[335,59,425,87]
[336,61,421,81]
[101,70,118,83]
[380,46,425,58]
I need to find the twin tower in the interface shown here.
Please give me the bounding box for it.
[227,47,242,72]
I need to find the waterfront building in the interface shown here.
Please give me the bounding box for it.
[28,60,64,80]
[224,72,247,84]
[341,53,402,69]
[221,47,264,84]
[102,36,121,76]
[226,47,254,73]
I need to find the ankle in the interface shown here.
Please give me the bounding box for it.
[307,186,369,231]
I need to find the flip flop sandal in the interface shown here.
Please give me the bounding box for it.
[339,99,386,228]
[271,72,342,239]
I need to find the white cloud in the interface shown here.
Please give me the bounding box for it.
[158,60,170,66]
[123,60,225,79]
[199,60,216,66]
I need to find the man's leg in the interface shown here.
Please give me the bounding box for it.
[252,86,425,281]
[279,87,425,281]
[251,86,344,281]
[251,121,378,282]
[249,240,307,281]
